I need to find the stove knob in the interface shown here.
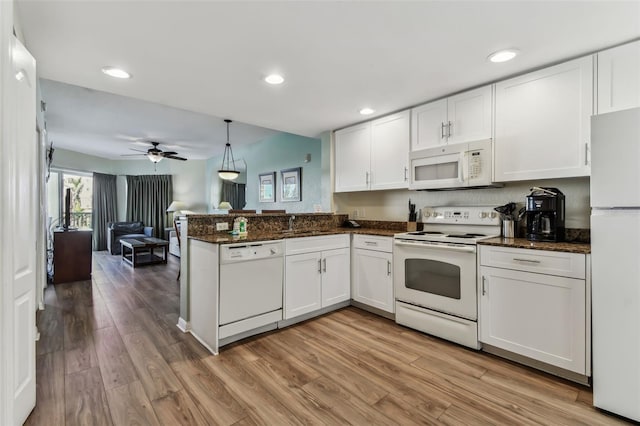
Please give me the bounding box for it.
[424,211,431,218]
[490,212,497,219]
[479,212,487,218]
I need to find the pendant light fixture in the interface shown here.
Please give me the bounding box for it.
[218,119,240,180]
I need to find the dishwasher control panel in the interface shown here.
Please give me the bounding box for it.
[220,241,284,264]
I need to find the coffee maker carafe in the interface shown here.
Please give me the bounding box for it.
[525,187,565,242]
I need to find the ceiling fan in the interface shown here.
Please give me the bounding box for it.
[122,141,187,163]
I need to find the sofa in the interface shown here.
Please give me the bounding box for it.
[107,221,153,255]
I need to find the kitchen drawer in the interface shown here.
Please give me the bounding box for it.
[285,234,349,255]
[353,234,392,252]
[479,246,585,279]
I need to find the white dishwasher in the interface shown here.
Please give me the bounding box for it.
[218,241,284,342]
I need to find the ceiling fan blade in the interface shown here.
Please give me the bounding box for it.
[128,148,147,153]
[165,155,187,161]
[160,151,178,156]
[121,153,146,157]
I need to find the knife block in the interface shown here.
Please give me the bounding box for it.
[407,221,417,232]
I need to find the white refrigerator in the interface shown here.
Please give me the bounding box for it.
[591,107,640,422]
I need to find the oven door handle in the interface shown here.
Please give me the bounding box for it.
[394,240,476,253]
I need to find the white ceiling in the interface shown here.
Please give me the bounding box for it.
[39,79,279,160]
[17,1,640,148]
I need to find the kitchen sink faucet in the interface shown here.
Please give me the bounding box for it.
[288,215,296,231]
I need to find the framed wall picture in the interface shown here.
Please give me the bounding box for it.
[258,172,276,203]
[281,167,302,202]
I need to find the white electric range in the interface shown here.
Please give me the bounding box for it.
[393,206,501,349]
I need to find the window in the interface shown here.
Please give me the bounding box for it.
[47,170,93,229]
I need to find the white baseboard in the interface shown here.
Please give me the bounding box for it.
[278,300,350,328]
[189,330,218,355]
[176,317,191,333]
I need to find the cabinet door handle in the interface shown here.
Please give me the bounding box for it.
[441,122,447,139]
[322,258,327,272]
[513,258,541,264]
[447,121,452,138]
[404,167,408,182]
[482,276,486,296]
[387,261,391,276]
[318,259,322,273]
[365,171,370,186]
[364,241,378,246]
[585,143,589,166]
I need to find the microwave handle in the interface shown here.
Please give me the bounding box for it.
[459,152,466,183]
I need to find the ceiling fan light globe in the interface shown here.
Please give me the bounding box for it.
[218,170,240,180]
[147,152,163,163]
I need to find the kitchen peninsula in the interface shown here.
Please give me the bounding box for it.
[182,212,402,354]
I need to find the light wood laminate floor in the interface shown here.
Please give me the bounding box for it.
[26,251,629,425]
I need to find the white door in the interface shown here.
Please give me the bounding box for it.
[284,252,322,319]
[591,107,640,208]
[410,99,447,151]
[479,266,586,374]
[321,248,350,307]
[353,249,393,313]
[370,111,410,190]
[494,56,592,181]
[447,85,493,144]
[334,123,371,192]
[597,40,640,114]
[592,209,640,420]
[0,34,38,424]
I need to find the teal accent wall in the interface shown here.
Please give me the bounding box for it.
[207,132,325,213]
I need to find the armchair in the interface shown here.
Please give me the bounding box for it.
[106,221,153,255]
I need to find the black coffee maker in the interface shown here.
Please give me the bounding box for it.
[525,187,565,242]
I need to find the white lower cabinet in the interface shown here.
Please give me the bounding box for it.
[352,235,394,313]
[285,252,323,319]
[321,248,351,307]
[478,245,588,375]
[284,235,350,320]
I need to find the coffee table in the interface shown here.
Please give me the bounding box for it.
[120,237,169,268]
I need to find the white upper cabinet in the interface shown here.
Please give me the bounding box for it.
[410,99,447,150]
[411,86,492,151]
[334,123,371,192]
[447,86,493,144]
[494,57,593,182]
[597,40,640,114]
[334,111,410,193]
[370,111,410,190]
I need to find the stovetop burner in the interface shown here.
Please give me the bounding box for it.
[395,206,502,244]
[446,233,487,239]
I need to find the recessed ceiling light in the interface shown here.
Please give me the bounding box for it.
[265,74,284,85]
[101,66,131,79]
[359,108,375,115]
[488,49,519,63]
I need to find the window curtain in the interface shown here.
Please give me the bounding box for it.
[126,175,172,238]
[221,181,246,210]
[92,172,118,251]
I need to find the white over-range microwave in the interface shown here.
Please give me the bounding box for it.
[409,139,500,190]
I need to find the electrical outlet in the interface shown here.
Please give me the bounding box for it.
[352,210,359,218]
[360,208,366,218]
[216,222,229,231]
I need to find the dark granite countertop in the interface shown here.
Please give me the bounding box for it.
[479,237,591,254]
[189,227,399,244]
